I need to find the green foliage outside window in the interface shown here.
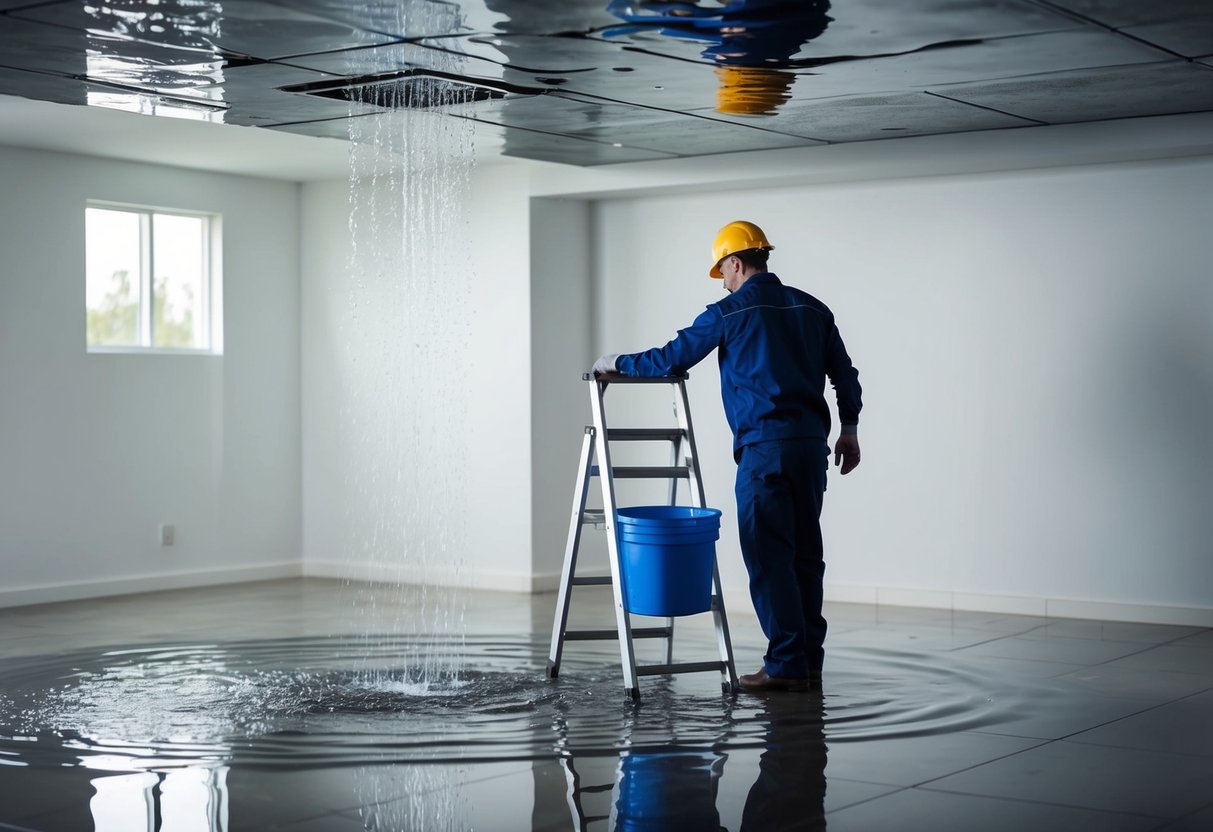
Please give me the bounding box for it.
[86,269,196,348]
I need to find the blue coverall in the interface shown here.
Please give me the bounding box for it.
[615,272,862,678]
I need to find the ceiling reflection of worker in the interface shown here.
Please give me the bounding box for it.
[605,0,832,114]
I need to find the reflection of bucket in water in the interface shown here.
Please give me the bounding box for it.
[615,507,721,617]
[616,750,724,831]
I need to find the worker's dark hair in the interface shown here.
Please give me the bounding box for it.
[733,247,770,272]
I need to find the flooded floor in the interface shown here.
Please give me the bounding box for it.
[1,578,1211,831]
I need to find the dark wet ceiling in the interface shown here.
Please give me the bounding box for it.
[1,0,1211,167]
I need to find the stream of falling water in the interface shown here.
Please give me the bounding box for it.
[338,0,478,693]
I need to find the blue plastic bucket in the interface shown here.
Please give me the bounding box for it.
[616,506,721,617]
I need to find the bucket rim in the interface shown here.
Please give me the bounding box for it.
[616,505,722,524]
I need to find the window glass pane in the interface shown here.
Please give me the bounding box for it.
[85,208,142,346]
[152,213,206,349]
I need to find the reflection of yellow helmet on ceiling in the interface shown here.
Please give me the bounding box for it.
[714,67,794,116]
[710,220,774,278]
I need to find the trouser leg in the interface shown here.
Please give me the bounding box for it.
[736,442,811,678]
[736,440,829,678]
[792,441,829,673]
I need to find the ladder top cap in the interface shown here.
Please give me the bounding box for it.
[584,372,690,383]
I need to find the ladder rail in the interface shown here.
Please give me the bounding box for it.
[548,373,737,699]
[674,379,739,692]
[589,377,642,698]
[547,428,596,677]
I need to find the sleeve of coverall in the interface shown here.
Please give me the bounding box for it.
[825,324,863,429]
[614,307,723,377]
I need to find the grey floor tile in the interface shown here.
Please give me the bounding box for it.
[1053,665,1213,704]
[1169,629,1213,649]
[826,786,1163,832]
[871,605,960,626]
[971,690,1156,740]
[824,732,1045,787]
[953,653,1089,679]
[1101,645,1213,675]
[927,740,1213,818]
[829,624,1007,652]
[955,635,1149,666]
[1154,800,1213,831]
[1019,620,1206,645]
[946,611,1052,634]
[1067,690,1213,757]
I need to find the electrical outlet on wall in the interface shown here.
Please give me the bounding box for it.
[160,524,175,546]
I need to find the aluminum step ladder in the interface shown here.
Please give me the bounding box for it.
[546,372,738,700]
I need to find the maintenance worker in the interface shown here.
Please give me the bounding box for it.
[592,220,862,692]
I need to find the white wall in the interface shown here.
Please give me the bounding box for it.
[530,197,593,585]
[590,156,1213,625]
[7,113,1208,626]
[0,145,302,606]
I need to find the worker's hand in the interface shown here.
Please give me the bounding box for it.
[592,354,620,375]
[834,434,861,475]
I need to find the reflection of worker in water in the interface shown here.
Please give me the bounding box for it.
[741,694,828,830]
[605,0,832,114]
[593,221,862,691]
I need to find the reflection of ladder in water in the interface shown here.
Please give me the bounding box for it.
[546,373,738,700]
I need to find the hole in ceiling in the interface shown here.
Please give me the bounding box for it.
[281,69,541,109]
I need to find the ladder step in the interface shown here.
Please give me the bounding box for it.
[564,627,672,641]
[606,428,683,441]
[591,465,689,479]
[580,509,606,526]
[636,660,727,677]
[571,575,612,586]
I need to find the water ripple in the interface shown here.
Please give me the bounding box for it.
[0,634,1030,772]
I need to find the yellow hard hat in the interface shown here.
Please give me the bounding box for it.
[710,220,774,278]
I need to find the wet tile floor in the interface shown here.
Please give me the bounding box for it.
[0,577,1210,831]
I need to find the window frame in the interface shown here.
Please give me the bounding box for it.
[85,200,224,356]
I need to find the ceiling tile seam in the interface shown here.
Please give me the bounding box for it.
[0,59,233,110]
[923,58,1199,92]
[2,2,73,18]
[545,88,829,143]
[1022,0,1201,61]
[451,112,678,158]
[922,90,1048,127]
[1104,29,1212,62]
[261,111,371,130]
[3,11,245,65]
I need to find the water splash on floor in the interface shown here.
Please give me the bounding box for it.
[0,633,1032,771]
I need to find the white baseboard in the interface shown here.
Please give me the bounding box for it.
[5,565,1208,628]
[303,559,553,593]
[822,583,1213,627]
[0,562,303,610]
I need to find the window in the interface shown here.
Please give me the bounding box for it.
[85,203,222,353]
